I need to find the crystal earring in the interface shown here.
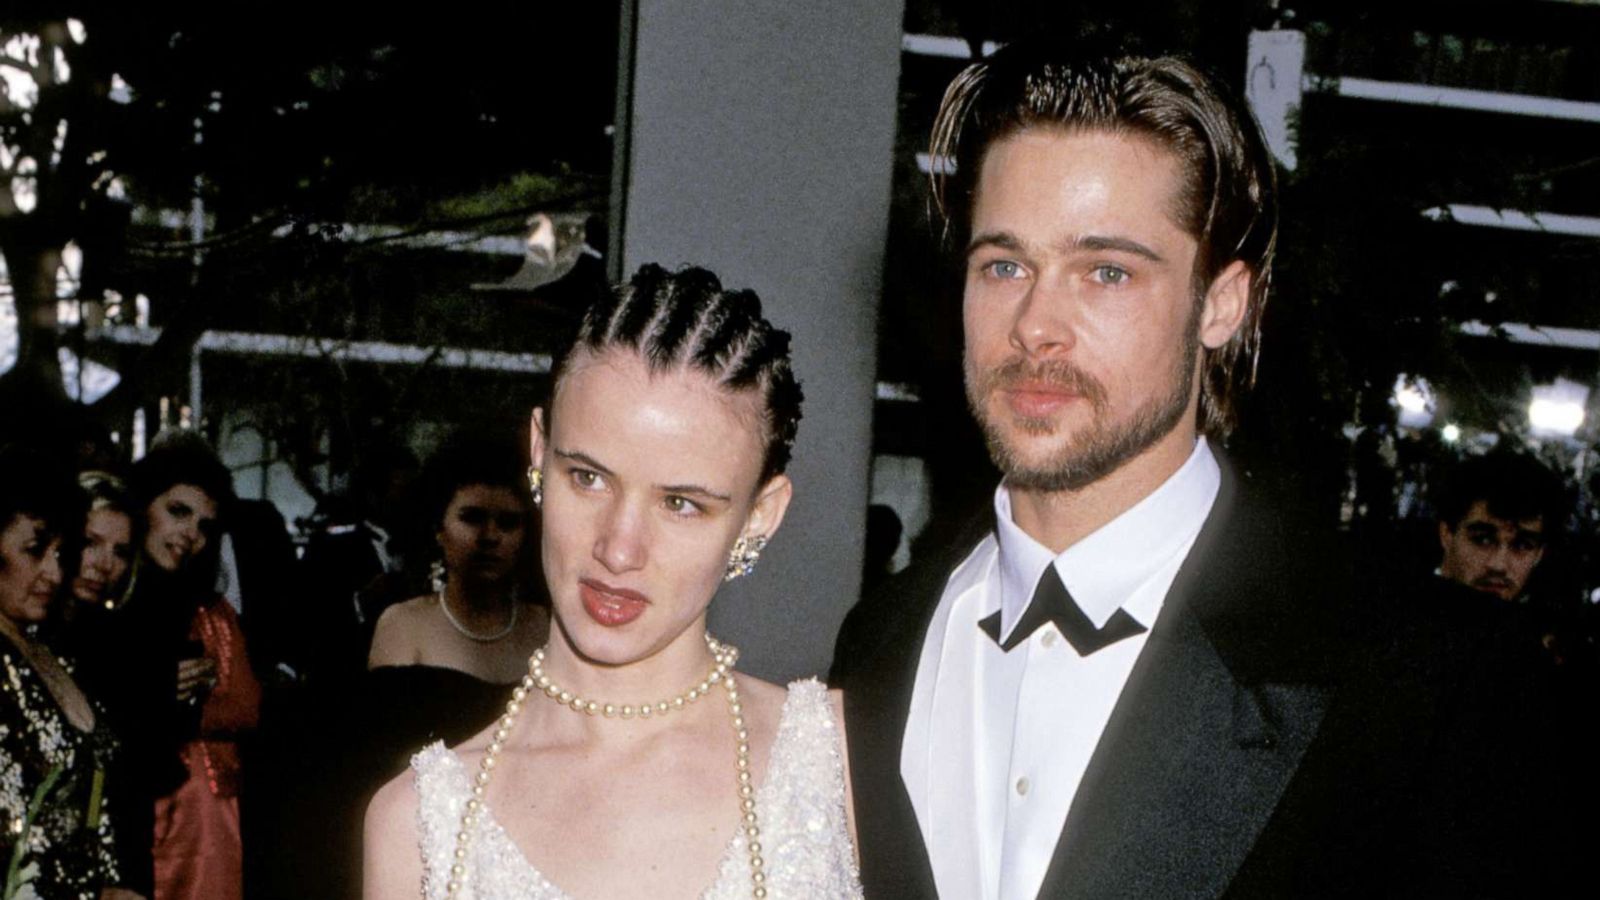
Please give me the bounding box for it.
[724,535,768,582]
[429,559,447,594]
[527,466,543,507]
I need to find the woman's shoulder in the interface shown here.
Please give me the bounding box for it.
[375,595,437,627]
[366,596,434,667]
[363,753,429,897]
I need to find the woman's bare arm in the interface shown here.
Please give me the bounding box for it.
[363,771,425,899]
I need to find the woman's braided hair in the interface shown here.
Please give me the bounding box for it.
[553,264,803,483]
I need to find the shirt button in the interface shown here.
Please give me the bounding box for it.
[1040,630,1059,649]
[1015,777,1031,797]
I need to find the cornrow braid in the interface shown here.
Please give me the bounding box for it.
[553,264,804,482]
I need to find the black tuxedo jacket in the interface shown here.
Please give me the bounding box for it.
[833,464,1580,898]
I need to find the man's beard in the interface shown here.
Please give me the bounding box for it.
[965,330,1199,493]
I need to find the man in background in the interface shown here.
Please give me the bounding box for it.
[1436,451,1563,602]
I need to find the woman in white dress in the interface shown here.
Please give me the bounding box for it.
[364,264,861,899]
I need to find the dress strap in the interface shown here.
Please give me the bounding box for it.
[411,742,468,899]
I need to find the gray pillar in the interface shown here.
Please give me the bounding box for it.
[617,0,904,681]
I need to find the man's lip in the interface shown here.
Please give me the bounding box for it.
[1005,380,1078,395]
[579,578,649,604]
[1002,384,1082,416]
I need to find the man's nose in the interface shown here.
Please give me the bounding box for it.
[1485,542,1515,571]
[1009,278,1076,358]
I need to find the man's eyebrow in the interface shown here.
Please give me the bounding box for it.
[964,231,1166,264]
[1070,234,1165,263]
[659,483,733,503]
[965,231,1025,258]
[553,449,614,476]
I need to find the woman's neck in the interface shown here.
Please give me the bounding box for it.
[0,612,96,733]
[0,612,32,651]
[445,577,514,610]
[529,621,724,739]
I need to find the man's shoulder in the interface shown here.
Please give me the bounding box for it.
[1202,466,1553,683]
[830,506,995,686]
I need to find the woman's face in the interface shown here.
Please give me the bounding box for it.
[437,484,526,587]
[144,484,219,573]
[0,514,64,625]
[531,350,791,666]
[73,508,134,604]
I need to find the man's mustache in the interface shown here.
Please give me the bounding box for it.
[977,356,1110,413]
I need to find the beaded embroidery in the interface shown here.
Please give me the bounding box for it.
[411,679,861,899]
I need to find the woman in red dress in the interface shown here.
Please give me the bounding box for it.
[124,435,261,900]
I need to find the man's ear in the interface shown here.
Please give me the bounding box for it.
[529,407,548,467]
[1198,260,1252,350]
[741,474,794,545]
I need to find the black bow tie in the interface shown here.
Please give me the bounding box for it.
[978,565,1148,655]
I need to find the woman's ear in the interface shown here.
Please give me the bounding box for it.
[529,407,548,465]
[741,474,793,544]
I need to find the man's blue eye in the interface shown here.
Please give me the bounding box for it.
[1094,265,1129,285]
[986,261,1022,279]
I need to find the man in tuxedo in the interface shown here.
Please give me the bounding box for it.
[834,42,1577,898]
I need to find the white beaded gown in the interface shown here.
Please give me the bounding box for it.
[411,678,863,899]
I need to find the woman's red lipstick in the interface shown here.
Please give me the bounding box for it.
[579,578,649,627]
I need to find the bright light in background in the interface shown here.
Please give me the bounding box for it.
[1441,423,1461,443]
[59,346,119,403]
[132,408,147,459]
[1392,374,1436,429]
[1528,378,1588,437]
[109,73,132,104]
[10,156,38,212]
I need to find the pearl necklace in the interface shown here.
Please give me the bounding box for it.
[437,587,518,643]
[445,634,769,899]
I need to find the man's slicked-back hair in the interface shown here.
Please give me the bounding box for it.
[929,42,1279,436]
[552,264,804,483]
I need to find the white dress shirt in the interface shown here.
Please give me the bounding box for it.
[902,439,1221,900]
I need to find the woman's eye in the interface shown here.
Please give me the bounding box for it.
[571,470,603,491]
[1092,264,1130,285]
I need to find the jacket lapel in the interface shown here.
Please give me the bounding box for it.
[842,508,996,898]
[1035,467,1336,898]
